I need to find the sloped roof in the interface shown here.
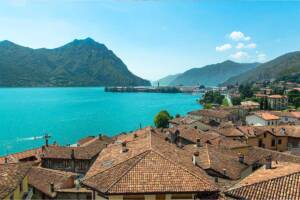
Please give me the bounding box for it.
[225,162,300,200]
[0,162,33,199]
[0,147,42,164]
[83,128,218,195]
[42,136,112,160]
[28,167,78,198]
[254,111,280,121]
[190,144,248,180]
[189,109,231,119]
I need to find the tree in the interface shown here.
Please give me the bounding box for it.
[203,103,213,109]
[231,97,242,106]
[239,84,253,99]
[154,110,172,128]
[288,90,300,108]
[200,91,224,105]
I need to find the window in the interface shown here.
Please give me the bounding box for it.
[278,139,282,145]
[264,133,267,138]
[271,139,276,147]
[258,139,263,147]
[10,194,14,200]
[124,195,145,200]
[172,194,193,199]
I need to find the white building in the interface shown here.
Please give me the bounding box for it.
[246,112,280,126]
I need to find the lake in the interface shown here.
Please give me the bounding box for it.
[0,87,202,156]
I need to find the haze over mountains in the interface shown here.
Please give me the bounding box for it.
[223,51,300,85]
[0,38,150,87]
[157,61,259,86]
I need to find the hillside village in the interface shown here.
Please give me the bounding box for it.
[1,80,300,200]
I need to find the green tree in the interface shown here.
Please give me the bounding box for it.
[204,103,213,109]
[239,84,254,99]
[200,91,224,105]
[154,110,172,128]
[231,97,242,105]
[288,90,300,108]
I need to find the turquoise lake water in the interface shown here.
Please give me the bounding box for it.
[0,87,202,156]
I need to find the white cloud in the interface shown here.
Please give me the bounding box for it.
[257,53,267,62]
[230,51,249,60]
[236,42,256,49]
[216,43,232,52]
[229,31,251,41]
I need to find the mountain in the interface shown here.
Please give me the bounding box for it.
[223,51,300,85]
[169,61,259,86]
[152,74,180,86]
[0,38,150,87]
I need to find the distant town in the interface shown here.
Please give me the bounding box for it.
[1,79,300,200]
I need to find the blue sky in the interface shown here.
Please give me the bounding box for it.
[1,0,300,80]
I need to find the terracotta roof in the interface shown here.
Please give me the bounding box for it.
[268,95,287,99]
[241,101,260,107]
[215,127,244,137]
[243,147,300,166]
[189,109,231,119]
[77,136,96,146]
[42,136,112,160]
[167,126,248,149]
[241,125,300,138]
[186,144,248,180]
[0,162,33,199]
[83,128,218,195]
[225,162,300,199]
[269,111,300,119]
[0,147,42,164]
[253,111,280,121]
[28,167,78,198]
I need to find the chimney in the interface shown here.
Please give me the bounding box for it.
[4,157,8,164]
[192,151,199,166]
[238,153,244,164]
[214,177,219,183]
[133,133,138,138]
[265,155,272,169]
[196,138,201,147]
[121,142,128,153]
[71,149,75,159]
[42,145,46,151]
[177,137,184,148]
[223,168,227,176]
[49,182,55,193]
[98,134,102,140]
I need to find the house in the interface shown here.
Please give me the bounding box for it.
[237,126,288,151]
[188,109,236,124]
[246,111,280,126]
[267,95,288,110]
[41,135,112,174]
[269,111,300,124]
[28,167,92,199]
[0,162,33,200]
[0,147,43,164]
[83,128,220,200]
[240,101,260,111]
[225,161,300,199]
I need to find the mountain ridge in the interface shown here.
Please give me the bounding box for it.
[222,51,300,85]
[167,60,259,86]
[0,38,150,87]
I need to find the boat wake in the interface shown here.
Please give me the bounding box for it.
[17,136,44,141]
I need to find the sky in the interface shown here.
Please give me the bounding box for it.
[1,0,300,80]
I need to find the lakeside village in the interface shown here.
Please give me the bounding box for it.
[2,81,300,200]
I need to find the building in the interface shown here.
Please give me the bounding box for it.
[238,125,300,152]
[188,109,236,124]
[238,126,288,151]
[246,111,280,126]
[41,135,112,174]
[269,111,300,124]
[225,161,300,199]
[83,128,220,200]
[0,162,33,200]
[240,101,260,110]
[0,148,43,164]
[267,95,288,110]
[28,167,92,199]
